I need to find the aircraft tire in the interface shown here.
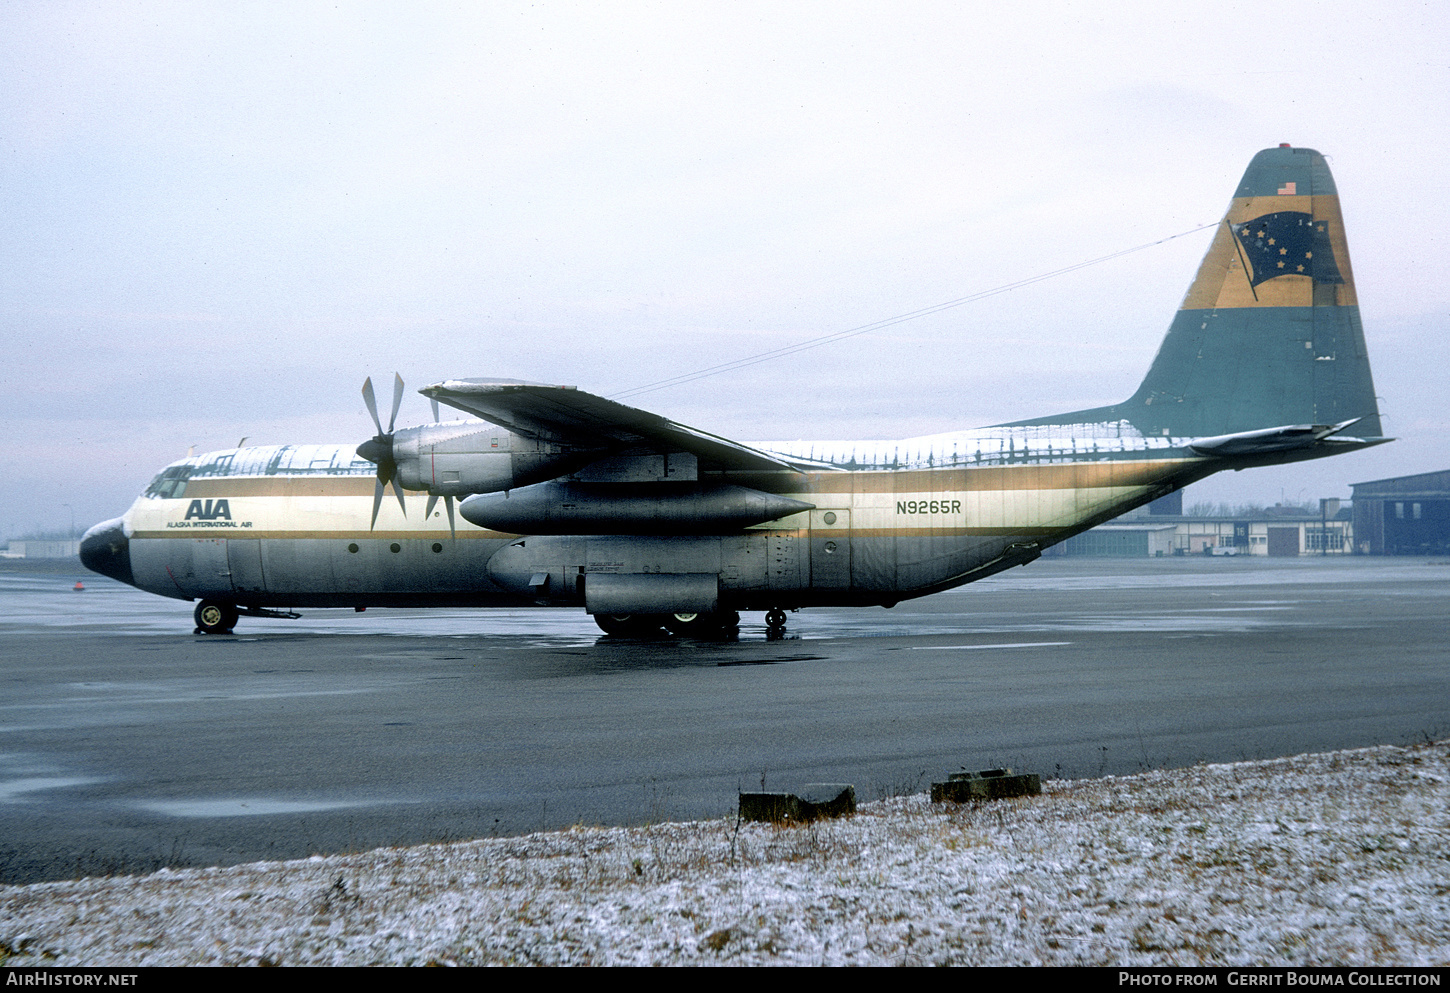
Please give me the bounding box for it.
[765,608,788,630]
[194,600,239,635]
[593,613,666,637]
[665,610,740,638]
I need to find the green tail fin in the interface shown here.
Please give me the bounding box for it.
[1009,145,1383,440]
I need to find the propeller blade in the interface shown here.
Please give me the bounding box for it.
[370,478,385,530]
[425,492,455,538]
[388,373,404,434]
[361,377,383,435]
[362,373,408,527]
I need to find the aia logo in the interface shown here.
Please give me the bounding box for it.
[185,499,232,521]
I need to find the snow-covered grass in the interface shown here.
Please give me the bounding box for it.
[3,741,1447,966]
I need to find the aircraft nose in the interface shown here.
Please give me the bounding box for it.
[79,517,134,586]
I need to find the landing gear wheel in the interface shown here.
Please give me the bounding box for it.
[593,613,666,637]
[194,599,239,635]
[765,608,788,630]
[665,610,740,638]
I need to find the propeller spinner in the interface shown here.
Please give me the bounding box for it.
[357,373,408,529]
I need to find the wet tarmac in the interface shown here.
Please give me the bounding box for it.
[2,555,1448,884]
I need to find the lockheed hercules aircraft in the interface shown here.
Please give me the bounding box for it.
[82,146,1387,636]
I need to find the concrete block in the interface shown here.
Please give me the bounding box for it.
[738,792,803,823]
[739,784,856,823]
[799,783,856,818]
[931,767,1041,803]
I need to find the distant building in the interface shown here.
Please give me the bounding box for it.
[1050,500,1353,557]
[1350,470,1450,555]
[2,540,81,559]
[1060,523,1178,557]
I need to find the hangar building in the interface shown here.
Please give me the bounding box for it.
[1350,470,1450,555]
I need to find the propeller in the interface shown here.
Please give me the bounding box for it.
[422,395,457,538]
[424,492,456,539]
[356,373,408,529]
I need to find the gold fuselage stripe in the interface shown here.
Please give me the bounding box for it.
[130,458,1195,541]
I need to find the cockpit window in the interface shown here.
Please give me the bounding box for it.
[143,465,194,499]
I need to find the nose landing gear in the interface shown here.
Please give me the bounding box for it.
[194,600,239,635]
[191,601,302,634]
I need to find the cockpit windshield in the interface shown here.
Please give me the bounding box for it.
[143,465,194,499]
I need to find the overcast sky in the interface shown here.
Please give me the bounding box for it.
[3,1,1447,537]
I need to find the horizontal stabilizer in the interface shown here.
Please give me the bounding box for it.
[1187,418,1380,457]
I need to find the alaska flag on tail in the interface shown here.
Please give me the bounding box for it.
[1005,145,1384,442]
[1230,212,1344,286]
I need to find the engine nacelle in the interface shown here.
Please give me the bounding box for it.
[392,421,603,496]
[459,481,814,534]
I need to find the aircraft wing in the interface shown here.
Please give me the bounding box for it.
[420,379,810,473]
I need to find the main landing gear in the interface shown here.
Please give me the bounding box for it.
[667,610,740,637]
[593,611,742,638]
[593,609,784,639]
[592,613,667,637]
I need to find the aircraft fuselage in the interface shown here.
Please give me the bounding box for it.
[91,436,1207,613]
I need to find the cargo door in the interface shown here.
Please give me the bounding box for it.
[851,472,895,591]
[810,509,851,590]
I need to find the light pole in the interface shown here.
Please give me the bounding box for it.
[63,504,75,541]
